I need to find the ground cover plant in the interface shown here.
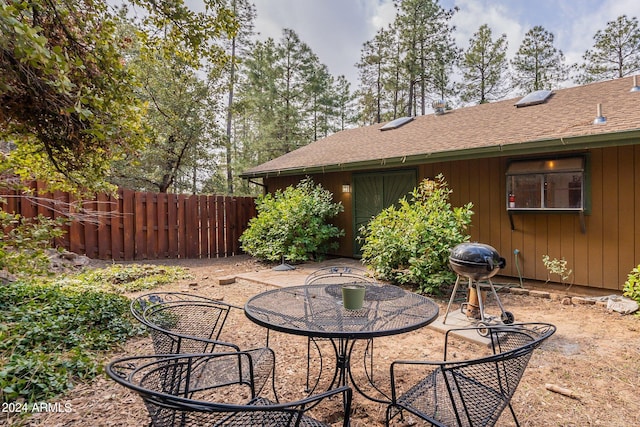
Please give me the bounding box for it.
[0,211,66,278]
[0,264,189,407]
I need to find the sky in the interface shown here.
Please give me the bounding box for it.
[249,0,640,87]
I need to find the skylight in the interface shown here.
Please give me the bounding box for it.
[514,90,553,108]
[380,116,414,131]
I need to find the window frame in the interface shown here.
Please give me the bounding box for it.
[506,155,590,213]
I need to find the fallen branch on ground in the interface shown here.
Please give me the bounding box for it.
[545,383,580,399]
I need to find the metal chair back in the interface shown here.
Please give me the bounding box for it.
[305,266,376,286]
[107,353,352,427]
[388,322,556,427]
[130,292,276,398]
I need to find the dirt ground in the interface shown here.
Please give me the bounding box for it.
[11,255,640,427]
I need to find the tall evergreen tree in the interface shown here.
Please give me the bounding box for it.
[577,15,640,83]
[356,28,391,124]
[333,75,356,132]
[234,29,342,172]
[393,0,457,116]
[221,0,256,194]
[511,26,569,93]
[273,29,317,153]
[459,24,510,104]
[308,63,334,141]
[235,38,280,166]
[428,31,460,105]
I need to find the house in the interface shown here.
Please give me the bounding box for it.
[241,76,640,292]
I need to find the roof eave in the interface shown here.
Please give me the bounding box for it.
[239,130,640,179]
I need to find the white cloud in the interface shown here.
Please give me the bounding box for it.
[252,0,379,83]
[368,0,395,30]
[449,0,523,56]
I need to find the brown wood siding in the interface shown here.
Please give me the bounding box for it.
[264,144,639,291]
[439,146,638,291]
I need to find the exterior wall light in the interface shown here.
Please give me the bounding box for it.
[342,184,351,193]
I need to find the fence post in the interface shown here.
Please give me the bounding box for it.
[177,194,187,259]
[157,192,168,259]
[167,193,178,258]
[122,189,135,260]
[146,192,158,259]
[110,190,124,260]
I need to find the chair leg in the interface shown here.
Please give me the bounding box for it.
[385,404,403,426]
[270,364,279,403]
[369,339,374,383]
[508,402,520,427]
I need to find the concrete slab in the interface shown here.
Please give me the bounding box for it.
[235,258,365,288]
[428,310,496,346]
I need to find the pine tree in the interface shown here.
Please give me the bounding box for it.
[356,28,391,124]
[393,0,458,116]
[222,0,257,194]
[459,24,510,104]
[333,75,356,132]
[577,15,640,84]
[511,26,569,93]
[234,29,342,170]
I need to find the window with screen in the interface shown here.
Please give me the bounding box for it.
[506,157,586,211]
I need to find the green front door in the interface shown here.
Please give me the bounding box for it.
[352,169,417,257]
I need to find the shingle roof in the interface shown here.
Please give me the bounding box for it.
[241,76,640,178]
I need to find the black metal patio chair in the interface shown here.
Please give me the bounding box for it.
[107,353,352,427]
[130,292,236,337]
[131,292,276,399]
[386,322,556,427]
[303,266,377,393]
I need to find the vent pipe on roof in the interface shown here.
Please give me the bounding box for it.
[631,75,640,92]
[432,99,446,115]
[593,103,606,125]
[431,99,447,116]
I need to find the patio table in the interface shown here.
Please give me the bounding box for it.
[244,282,439,402]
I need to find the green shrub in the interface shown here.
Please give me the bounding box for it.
[240,178,344,263]
[623,265,640,306]
[359,175,473,294]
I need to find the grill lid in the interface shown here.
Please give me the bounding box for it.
[449,242,506,279]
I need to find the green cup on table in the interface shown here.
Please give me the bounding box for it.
[341,284,366,310]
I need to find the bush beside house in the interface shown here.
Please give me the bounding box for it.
[359,175,473,295]
[240,178,344,263]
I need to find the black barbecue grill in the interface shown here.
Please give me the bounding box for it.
[443,242,514,335]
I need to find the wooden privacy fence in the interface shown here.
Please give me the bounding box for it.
[0,182,256,261]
